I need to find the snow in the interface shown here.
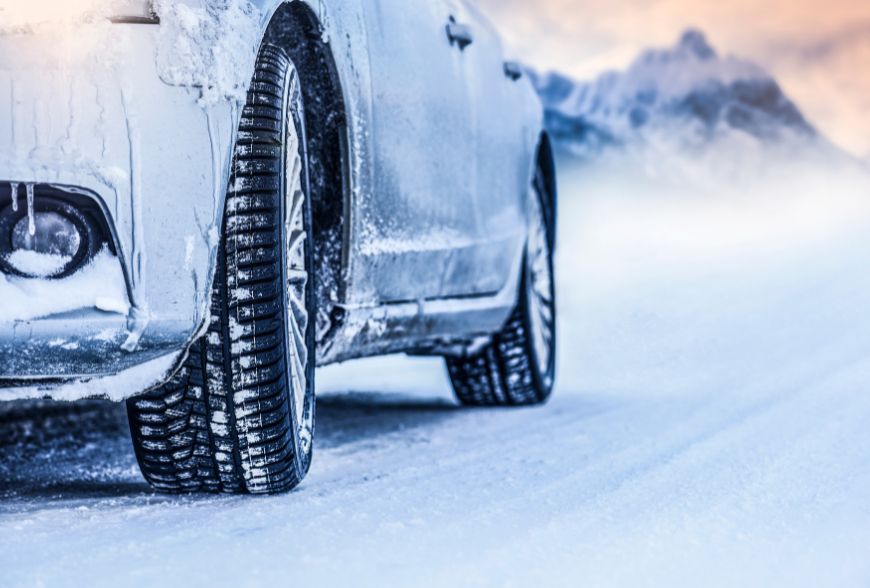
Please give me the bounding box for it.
[0,0,158,36]
[0,248,129,322]
[3,250,70,277]
[0,0,261,106]
[2,152,870,585]
[0,352,178,402]
[94,295,131,315]
[359,228,473,256]
[152,0,262,106]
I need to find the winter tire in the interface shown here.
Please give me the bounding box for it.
[446,166,557,406]
[126,44,316,494]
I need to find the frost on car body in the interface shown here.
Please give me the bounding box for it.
[0,0,553,414]
[0,0,256,392]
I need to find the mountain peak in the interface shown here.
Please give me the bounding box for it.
[678,28,716,60]
[531,29,819,158]
[636,29,724,69]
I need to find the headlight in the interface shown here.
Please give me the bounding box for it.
[0,0,156,27]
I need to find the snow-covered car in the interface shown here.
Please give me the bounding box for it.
[0,0,557,494]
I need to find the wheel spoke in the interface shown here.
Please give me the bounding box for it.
[288,191,305,233]
[537,300,554,324]
[288,302,308,361]
[533,280,553,304]
[287,267,307,285]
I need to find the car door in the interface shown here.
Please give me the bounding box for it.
[356,0,487,303]
[447,0,531,295]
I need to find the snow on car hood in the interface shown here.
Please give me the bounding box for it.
[0,0,144,29]
[152,0,262,105]
[0,0,262,107]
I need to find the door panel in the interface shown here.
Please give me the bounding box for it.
[357,0,513,304]
[451,0,530,294]
[357,0,473,303]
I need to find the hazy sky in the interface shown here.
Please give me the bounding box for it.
[476,0,870,157]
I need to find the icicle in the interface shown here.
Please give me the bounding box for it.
[25,183,35,236]
[10,183,18,212]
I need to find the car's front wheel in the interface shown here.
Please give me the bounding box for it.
[126,44,316,494]
[446,168,557,406]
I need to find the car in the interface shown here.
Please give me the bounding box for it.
[0,0,557,494]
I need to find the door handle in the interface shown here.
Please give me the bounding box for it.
[503,61,524,81]
[446,16,474,50]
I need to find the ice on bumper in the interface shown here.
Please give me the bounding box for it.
[0,247,148,390]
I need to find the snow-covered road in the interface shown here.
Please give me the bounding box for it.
[2,160,870,587]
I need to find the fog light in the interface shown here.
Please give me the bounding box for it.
[7,213,82,278]
[0,186,102,280]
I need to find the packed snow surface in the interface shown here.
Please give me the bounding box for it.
[2,156,869,586]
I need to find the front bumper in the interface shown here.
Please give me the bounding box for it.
[0,22,239,391]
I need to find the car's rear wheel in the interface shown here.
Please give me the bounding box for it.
[446,168,557,406]
[126,44,316,494]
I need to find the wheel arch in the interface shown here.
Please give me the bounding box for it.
[260,2,350,339]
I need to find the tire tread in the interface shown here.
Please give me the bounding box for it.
[127,44,311,494]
